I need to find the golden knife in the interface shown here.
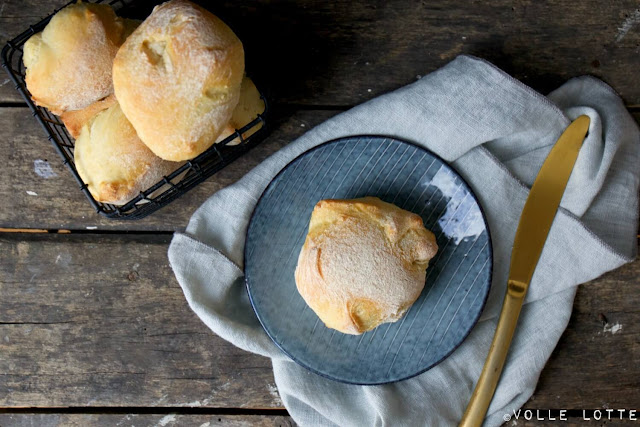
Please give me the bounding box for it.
[459,115,591,426]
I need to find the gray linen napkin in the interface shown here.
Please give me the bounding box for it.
[168,55,639,426]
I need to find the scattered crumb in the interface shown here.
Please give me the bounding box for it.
[86,226,98,230]
[115,414,133,427]
[55,253,72,268]
[34,159,57,179]
[367,88,372,92]
[616,9,640,42]
[267,383,283,406]
[156,414,176,427]
[26,191,38,196]
[300,123,306,127]
[462,36,467,40]
[603,322,623,334]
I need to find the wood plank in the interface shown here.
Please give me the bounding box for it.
[0,108,337,231]
[2,108,639,232]
[523,251,640,410]
[2,0,640,105]
[0,233,281,408]
[0,232,638,410]
[1,413,633,427]
[0,414,295,427]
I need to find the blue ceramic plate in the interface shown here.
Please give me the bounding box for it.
[245,136,492,384]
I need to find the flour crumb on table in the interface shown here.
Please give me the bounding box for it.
[155,414,176,427]
[33,159,57,178]
[603,322,623,334]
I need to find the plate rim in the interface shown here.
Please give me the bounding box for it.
[243,134,494,385]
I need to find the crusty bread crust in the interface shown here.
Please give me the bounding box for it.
[61,94,118,138]
[23,2,131,115]
[215,76,265,146]
[295,197,438,335]
[74,103,179,205]
[113,0,245,161]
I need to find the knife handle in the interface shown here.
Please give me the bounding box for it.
[459,280,526,427]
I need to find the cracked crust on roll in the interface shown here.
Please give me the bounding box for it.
[295,197,438,335]
[60,94,118,139]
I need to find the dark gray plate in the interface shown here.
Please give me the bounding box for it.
[244,136,492,384]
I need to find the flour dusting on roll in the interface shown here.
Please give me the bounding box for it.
[22,1,134,115]
[295,197,438,335]
[113,0,245,161]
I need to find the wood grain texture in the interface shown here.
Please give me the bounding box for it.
[523,252,640,410]
[2,0,640,106]
[2,107,638,232]
[0,233,281,409]
[1,0,639,422]
[0,108,336,231]
[0,231,638,411]
[0,414,295,427]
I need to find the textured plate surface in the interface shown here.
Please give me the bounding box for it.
[245,136,492,384]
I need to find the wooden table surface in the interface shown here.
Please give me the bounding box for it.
[1,1,639,426]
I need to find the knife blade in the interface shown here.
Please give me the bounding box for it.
[459,114,591,427]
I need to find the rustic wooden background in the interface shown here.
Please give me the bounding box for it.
[1,0,639,426]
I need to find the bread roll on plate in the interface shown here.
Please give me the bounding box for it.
[23,2,136,115]
[113,0,245,161]
[295,197,438,335]
[74,103,179,205]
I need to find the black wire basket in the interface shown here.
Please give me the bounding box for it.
[1,0,268,220]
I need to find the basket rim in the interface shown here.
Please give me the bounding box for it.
[1,0,270,220]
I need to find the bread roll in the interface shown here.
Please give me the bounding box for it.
[215,76,265,145]
[23,2,134,115]
[74,103,178,205]
[113,0,245,161]
[295,197,438,335]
